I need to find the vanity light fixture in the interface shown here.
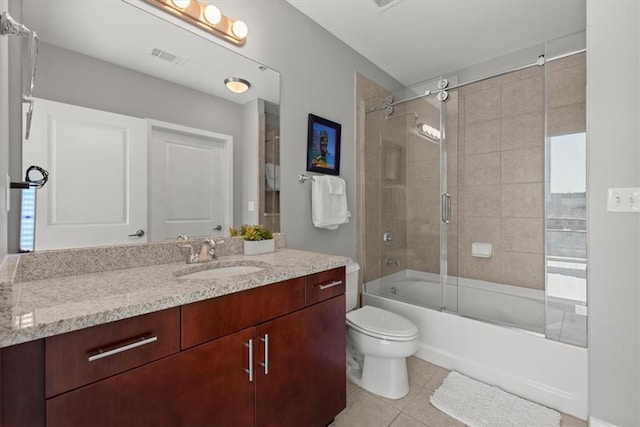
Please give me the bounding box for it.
[224,77,251,94]
[170,0,190,9]
[203,5,221,25]
[144,0,248,45]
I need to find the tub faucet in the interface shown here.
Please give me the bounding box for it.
[177,235,221,264]
[385,258,400,267]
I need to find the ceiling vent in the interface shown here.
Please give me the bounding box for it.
[148,47,188,66]
[372,0,404,11]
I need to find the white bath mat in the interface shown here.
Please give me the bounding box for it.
[430,371,561,427]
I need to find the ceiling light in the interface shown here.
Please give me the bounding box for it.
[224,77,251,94]
[145,0,248,45]
[231,20,248,39]
[203,5,221,25]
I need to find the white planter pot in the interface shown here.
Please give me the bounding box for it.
[243,239,275,255]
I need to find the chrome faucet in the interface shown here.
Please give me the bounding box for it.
[177,235,221,264]
[385,258,400,267]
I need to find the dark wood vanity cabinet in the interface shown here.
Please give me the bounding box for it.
[46,326,257,427]
[0,266,346,427]
[256,294,345,427]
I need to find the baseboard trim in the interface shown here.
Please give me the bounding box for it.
[589,417,618,427]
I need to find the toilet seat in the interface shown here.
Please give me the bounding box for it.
[347,306,418,342]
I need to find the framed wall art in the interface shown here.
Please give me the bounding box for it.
[306,113,341,176]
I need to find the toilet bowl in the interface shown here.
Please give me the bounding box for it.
[344,263,418,399]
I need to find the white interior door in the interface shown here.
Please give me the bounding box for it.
[23,98,147,250]
[148,121,232,241]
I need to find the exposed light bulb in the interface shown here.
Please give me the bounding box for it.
[231,20,248,39]
[203,5,221,25]
[147,0,248,45]
[171,0,191,9]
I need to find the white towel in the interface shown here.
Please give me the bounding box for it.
[312,176,350,230]
[265,163,280,191]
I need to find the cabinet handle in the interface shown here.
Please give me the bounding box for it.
[88,336,157,362]
[245,339,254,382]
[317,280,343,290]
[260,334,269,375]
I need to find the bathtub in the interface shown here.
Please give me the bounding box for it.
[367,270,547,333]
[363,270,588,419]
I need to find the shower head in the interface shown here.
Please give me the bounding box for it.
[417,122,440,143]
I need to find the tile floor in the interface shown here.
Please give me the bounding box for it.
[332,356,587,427]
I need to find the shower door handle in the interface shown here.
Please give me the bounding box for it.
[441,193,451,224]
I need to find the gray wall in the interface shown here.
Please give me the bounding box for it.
[17,41,246,243]
[587,1,640,425]
[211,0,400,259]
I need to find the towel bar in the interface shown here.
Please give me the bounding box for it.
[298,173,346,184]
[298,174,315,183]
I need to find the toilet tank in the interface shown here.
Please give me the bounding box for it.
[345,262,360,312]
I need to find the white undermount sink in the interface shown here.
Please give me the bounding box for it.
[177,265,265,280]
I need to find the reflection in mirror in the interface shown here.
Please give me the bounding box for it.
[17,0,280,251]
[261,102,280,233]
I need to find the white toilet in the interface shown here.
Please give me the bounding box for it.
[345,262,418,399]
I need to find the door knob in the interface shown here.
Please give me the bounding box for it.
[213,225,222,231]
[128,229,145,237]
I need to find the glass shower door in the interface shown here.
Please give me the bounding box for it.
[439,88,459,312]
[365,85,458,312]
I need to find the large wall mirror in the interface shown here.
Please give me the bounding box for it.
[15,0,280,251]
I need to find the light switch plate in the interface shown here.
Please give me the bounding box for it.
[607,187,640,212]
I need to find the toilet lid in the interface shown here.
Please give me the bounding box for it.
[346,306,418,339]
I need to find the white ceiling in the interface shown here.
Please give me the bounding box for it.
[21,0,280,106]
[286,0,586,87]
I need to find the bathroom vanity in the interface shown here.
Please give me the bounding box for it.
[0,243,349,426]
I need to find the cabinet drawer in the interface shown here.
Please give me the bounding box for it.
[45,307,180,398]
[182,277,305,349]
[305,266,346,306]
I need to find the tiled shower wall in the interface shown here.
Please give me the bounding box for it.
[457,53,585,289]
[456,66,546,289]
[357,53,586,290]
[547,53,586,137]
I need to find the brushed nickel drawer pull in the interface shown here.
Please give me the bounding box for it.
[88,336,158,362]
[245,339,254,382]
[318,280,343,290]
[260,334,269,375]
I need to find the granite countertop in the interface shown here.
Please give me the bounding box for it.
[0,248,350,348]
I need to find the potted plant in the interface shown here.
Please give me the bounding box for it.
[229,224,275,255]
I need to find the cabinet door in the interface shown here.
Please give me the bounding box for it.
[256,295,346,427]
[47,327,256,427]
